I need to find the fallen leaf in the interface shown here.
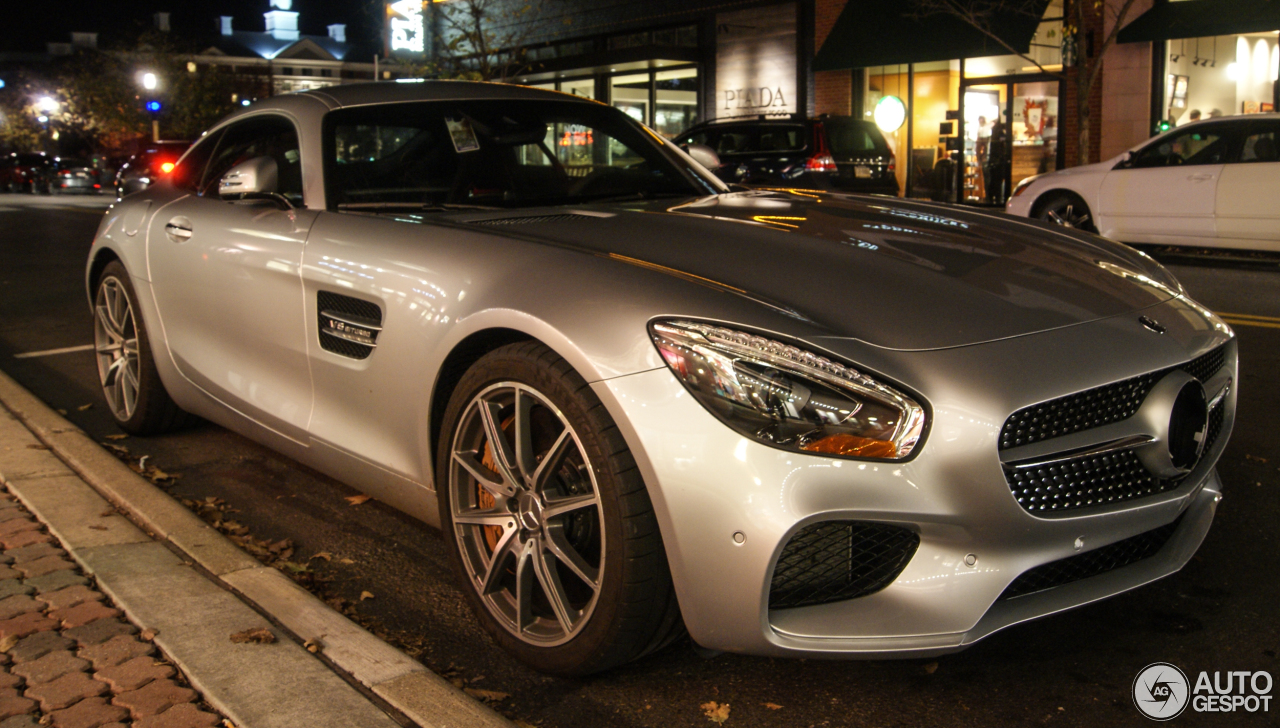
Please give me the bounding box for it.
[360,591,375,601]
[223,720,239,728]
[104,434,128,440]
[514,721,539,728]
[923,661,939,674]
[339,558,356,565]
[229,628,276,644]
[1246,454,1268,463]
[764,703,783,710]
[310,552,333,561]
[56,409,67,415]
[77,403,93,411]
[26,444,48,451]
[0,634,18,652]
[102,443,129,456]
[463,688,510,702]
[701,701,730,724]
[99,509,115,517]
[88,525,108,531]
[303,638,322,653]
[140,629,158,641]
[345,494,373,506]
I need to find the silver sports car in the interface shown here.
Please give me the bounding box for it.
[86,82,1236,675]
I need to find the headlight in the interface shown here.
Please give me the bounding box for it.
[649,320,927,460]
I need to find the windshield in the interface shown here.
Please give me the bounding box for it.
[324,98,725,210]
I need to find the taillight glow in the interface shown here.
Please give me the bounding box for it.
[160,162,175,174]
[804,154,837,173]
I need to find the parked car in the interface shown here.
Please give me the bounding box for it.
[113,141,189,199]
[1,152,54,193]
[674,114,898,195]
[49,157,103,194]
[87,82,1234,675]
[1007,114,1280,250]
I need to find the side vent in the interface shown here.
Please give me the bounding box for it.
[318,291,382,360]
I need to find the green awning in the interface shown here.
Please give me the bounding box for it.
[1118,0,1280,44]
[814,0,1051,71]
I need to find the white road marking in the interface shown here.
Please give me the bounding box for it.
[13,344,95,359]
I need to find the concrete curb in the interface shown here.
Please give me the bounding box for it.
[0,368,515,728]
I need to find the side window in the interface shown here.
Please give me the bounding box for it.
[1239,125,1279,164]
[757,127,806,152]
[1130,127,1229,168]
[171,132,221,193]
[714,128,753,155]
[201,116,304,205]
[682,131,715,148]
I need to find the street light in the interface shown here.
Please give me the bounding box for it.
[139,72,161,142]
[37,97,59,114]
[142,72,158,91]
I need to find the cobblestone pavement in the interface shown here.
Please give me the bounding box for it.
[0,488,224,728]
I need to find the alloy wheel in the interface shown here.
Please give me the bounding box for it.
[448,382,605,647]
[1044,202,1091,229]
[94,277,140,421]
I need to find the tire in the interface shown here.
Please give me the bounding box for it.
[1036,192,1096,233]
[92,261,191,434]
[436,341,683,675]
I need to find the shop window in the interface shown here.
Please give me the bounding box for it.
[653,26,698,48]
[964,0,1064,79]
[1162,35,1277,125]
[611,73,650,124]
[562,78,595,100]
[654,68,699,138]
[608,32,650,50]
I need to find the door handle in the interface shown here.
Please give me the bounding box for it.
[1187,173,1215,182]
[164,218,193,243]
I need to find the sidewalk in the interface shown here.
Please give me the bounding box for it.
[0,369,514,728]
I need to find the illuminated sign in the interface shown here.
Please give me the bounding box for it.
[714,4,798,118]
[388,0,424,56]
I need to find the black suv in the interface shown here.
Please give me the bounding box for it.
[675,115,898,196]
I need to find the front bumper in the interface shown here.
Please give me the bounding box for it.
[594,304,1231,657]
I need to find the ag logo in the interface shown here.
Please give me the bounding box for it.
[1134,662,1190,720]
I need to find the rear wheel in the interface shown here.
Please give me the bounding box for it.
[93,261,191,434]
[1036,192,1096,232]
[437,342,682,675]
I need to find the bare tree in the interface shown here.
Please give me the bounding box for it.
[427,0,542,82]
[912,0,1141,166]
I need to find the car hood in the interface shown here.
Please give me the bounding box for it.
[455,191,1180,351]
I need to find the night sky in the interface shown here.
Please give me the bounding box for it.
[3,0,384,55]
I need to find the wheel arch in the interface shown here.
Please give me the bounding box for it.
[1030,188,1091,220]
[86,247,122,310]
[428,327,534,466]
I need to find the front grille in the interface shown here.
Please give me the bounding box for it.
[317,291,381,360]
[999,516,1183,600]
[1006,449,1181,515]
[1203,402,1225,454]
[1000,345,1228,451]
[467,214,596,226]
[769,522,918,610]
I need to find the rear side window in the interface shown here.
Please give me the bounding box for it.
[756,126,806,152]
[1239,123,1280,163]
[825,121,889,158]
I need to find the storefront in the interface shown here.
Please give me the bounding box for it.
[1118,0,1280,125]
[815,0,1065,205]
[498,0,814,140]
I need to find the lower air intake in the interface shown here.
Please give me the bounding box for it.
[769,521,918,610]
[999,515,1183,600]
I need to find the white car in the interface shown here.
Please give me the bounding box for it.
[1007,115,1280,251]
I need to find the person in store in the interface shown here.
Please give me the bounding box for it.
[985,114,1010,204]
[1188,109,1202,122]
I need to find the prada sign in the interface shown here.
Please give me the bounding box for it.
[715,3,798,118]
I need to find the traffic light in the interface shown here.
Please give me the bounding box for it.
[1154,119,1172,134]
[146,101,162,113]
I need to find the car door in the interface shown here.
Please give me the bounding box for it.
[1097,124,1238,243]
[146,114,319,443]
[1215,119,1280,248]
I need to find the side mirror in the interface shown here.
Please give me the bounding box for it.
[219,156,279,198]
[681,143,721,170]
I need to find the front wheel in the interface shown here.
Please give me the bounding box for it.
[437,342,682,675]
[93,261,191,434]
[1036,193,1096,233]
